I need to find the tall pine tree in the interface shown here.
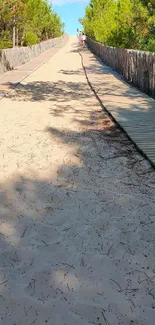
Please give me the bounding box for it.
[80,0,155,51]
[0,0,64,48]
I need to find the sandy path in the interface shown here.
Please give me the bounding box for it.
[0,36,155,325]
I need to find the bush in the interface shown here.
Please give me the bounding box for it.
[140,37,155,52]
[0,40,12,49]
[146,39,155,52]
[0,31,12,49]
[23,32,39,46]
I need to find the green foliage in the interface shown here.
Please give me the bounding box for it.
[0,31,12,49]
[147,39,155,51]
[141,37,155,51]
[23,31,39,46]
[81,0,155,52]
[0,0,64,49]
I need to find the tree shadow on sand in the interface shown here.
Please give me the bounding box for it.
[4,80,93,102]
[0,102,155,324]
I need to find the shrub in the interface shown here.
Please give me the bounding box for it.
[0,31,12,49]
[23,32,39,46]
[146,39,155,52]
[140,37,155,52]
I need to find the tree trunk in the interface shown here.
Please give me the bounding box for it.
[13,25,16,47]
[21,27,26,46]
[16,28,19,47]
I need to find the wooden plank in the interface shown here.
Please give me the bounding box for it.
[85,44,155,166]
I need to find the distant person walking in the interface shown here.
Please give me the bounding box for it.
[82,32,86,46]
[78,30,83,44]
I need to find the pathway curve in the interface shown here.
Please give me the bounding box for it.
[0,36,155,325]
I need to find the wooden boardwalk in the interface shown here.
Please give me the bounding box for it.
[82,49,155,167]
[0,36,68,99]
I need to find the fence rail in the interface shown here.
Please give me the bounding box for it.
[87,38,155,98]
[0,36,64,76]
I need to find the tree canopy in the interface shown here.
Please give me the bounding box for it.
[80,0,155,51]
[0,0,64,48]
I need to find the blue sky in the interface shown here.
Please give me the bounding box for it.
[51,0,89,35]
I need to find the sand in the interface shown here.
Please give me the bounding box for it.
[0,36,155,325]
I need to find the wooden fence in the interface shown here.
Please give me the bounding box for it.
[0,36,64,76]
[87,38,155,98]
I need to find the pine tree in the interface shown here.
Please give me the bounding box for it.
[0,0,64,48]
[80,0,155,51]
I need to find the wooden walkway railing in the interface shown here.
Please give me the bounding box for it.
[87,38,155,98]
